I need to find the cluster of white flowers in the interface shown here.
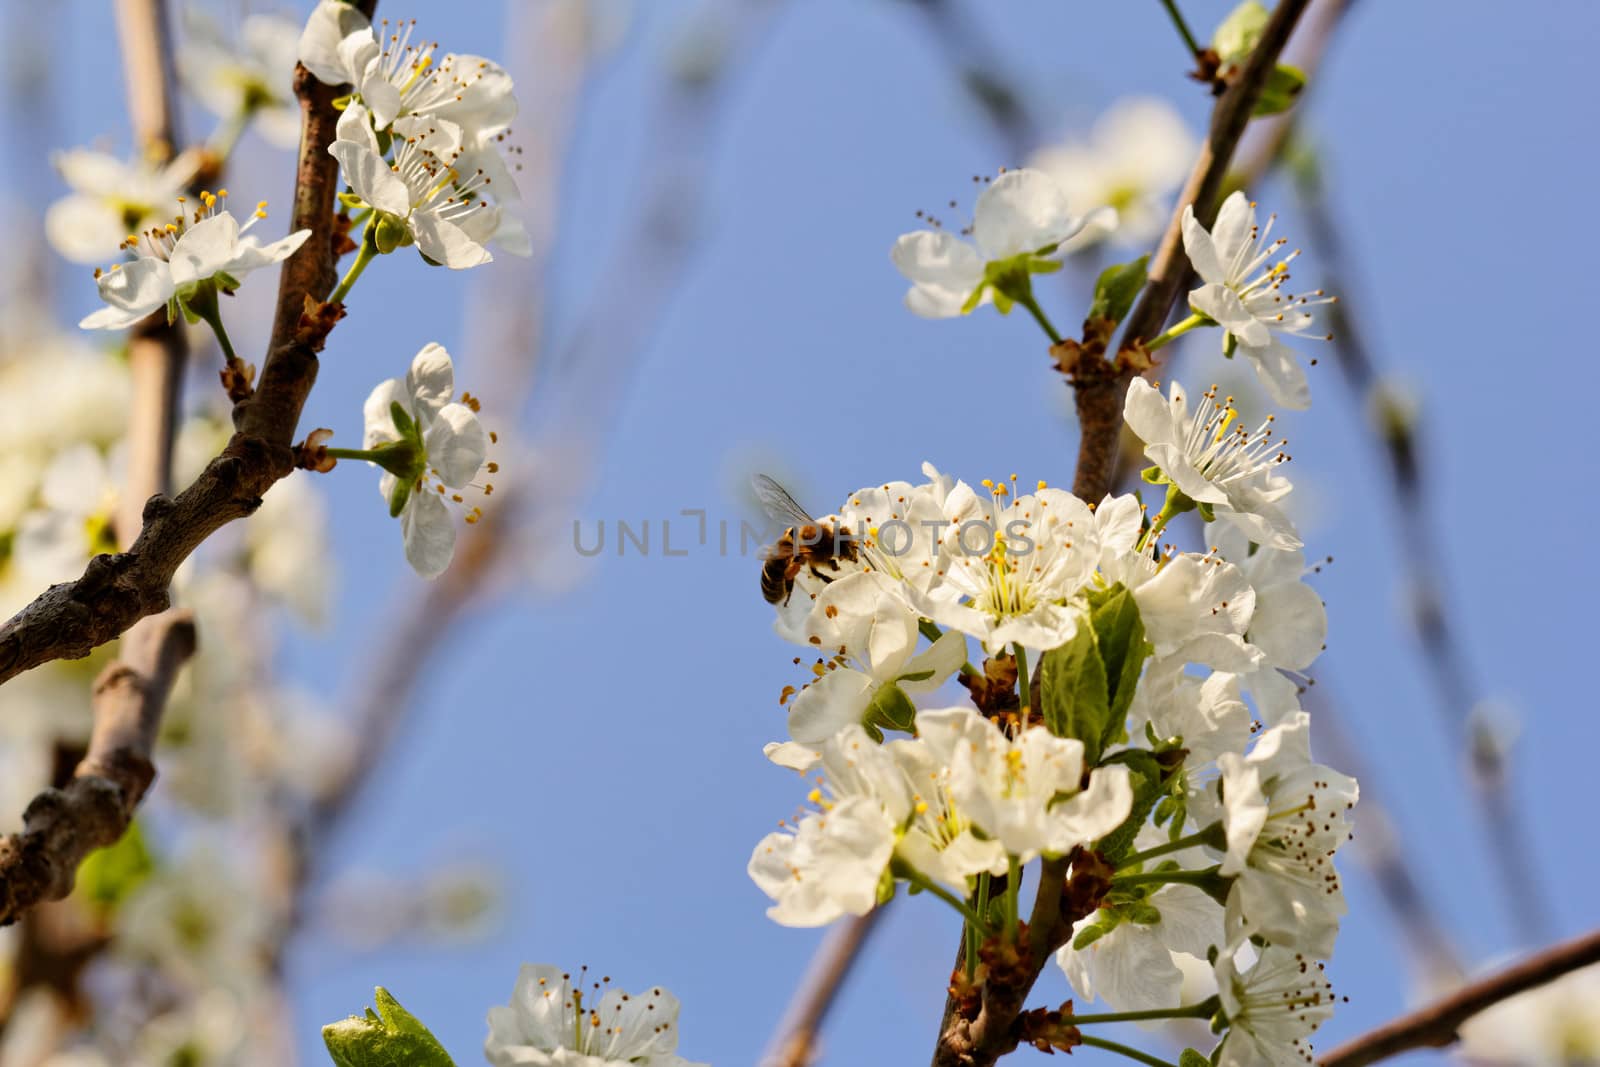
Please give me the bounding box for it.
[747,331,1355,1064]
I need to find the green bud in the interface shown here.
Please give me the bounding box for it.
[374,211,411,255]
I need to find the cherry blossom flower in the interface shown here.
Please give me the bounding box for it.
[1182,191,1335,410]
[1214,939,1336,1067]
[355,344,490,578]
[180,10,302,148]
[45,149,194,265]
[78,191,308,331]
[892,168,1115,318]
[485,965,706,1067]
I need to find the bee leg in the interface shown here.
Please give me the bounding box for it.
[810,564,835,585]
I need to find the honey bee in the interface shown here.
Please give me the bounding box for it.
[752,474,862,605]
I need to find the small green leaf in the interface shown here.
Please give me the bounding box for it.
[1253,64,1306,116]
[1086,583,1153,751]
[1181,1049,1214,1067]
[76,820,155,918]
[1039,624,1110,762]
[1212,1,1268,64]
[1140,466,1169,486]
[1126,902,1163,926]
[323,988,455,1067]
[1088,255,1149,326]
[387,475,413,518]
[1072,920,1114,950]
[389,401,415,438]
[863,682,917,735]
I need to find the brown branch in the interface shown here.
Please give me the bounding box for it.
[760,911,884,1067]
[0,611,197,926]
[0,1,378,690]
[1069,0,1312,503]
[1318,929,1600,1067]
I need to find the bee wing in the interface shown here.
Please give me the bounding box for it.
[751,473,818,528]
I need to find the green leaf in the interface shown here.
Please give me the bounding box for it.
[1126,901,1163,926]
[1096,750,1165,865]
[1087,255,1149,326]
[1181,1049,1214,1067]
[1253,64,1306,116]
[75,820,155,918]
[1140,466,1169,486]
[323,988,455,1067]
[1072,919,1114,951]
[1086,584,1153,751]
[863,682,917,735]
[1039,623,1110,761]
[1212,1,1268,63]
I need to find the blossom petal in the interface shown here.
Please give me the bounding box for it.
[168,212,241,288]
[81,259,174,329]
[47,195,130,265]
[411,212,493,269]
[406,342,456,418]
[330,137,410,217]
[400,489,456,578]
[1189,283,1269,348]
[298,1,372,85]
[1181,204,1223,283]
[972,168,1076,259]
[423,402,487,487]
[362,378,407,448]
[1239,338,1311,410]
[1210,191,1256,275]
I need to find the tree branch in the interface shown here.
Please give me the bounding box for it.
[1070,0,1312,502]
[0,611,197,926]
[760,911,884,1067]
[0,0,378,690]
[1318,929,1600,1067]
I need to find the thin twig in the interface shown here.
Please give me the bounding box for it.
[1069,0,1312,503]
[760,910,884,1067]
[1289,151,1551,947]
[0,1,378,689]
[1318,929,1600,1067]
[0,611,197,926]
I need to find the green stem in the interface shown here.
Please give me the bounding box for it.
[323,446,385,462]
[329,219,380,305]
[1144,311,1208,353]
[911,874,993,936]
[193,302,239,368]
[1066,999,1217,1027]
[967,873,992,978]
[1004,856,1022,941]
[1157,0,1204,59]
[207,104,257,164]
[1079,1035,1181,1067]
[1118,824,1224,870]
[1111,866,1224,891]
[1017,292,1064,345]
[1013,642,1031,728]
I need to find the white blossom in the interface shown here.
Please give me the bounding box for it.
[1211,712,1357,958]
[1056,882,1223,1012]
[1123,377,1301,551]
[891,169,1116,318]
[1215,939,1336,1067]
[360,343,489,578]
[180,10,302,148]
[45,150,195,265]
[1031,97,1196,248]
[330,103,498,269]
[78,192,308,330]
[918,706,1132,863]
[1182,191,1334,410]
[912,477,1101,655]
[485,964,706,1067]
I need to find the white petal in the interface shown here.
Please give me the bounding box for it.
[1181,204,1223,283]
[47,196,129,265]
[1239,338,1311,411]
[1209,192,1256,277]
[972,168,1077,259]
[786,669,875,745]
[1250,581,1326,671]
[362,378,407,447]
[330,139,410,217]
[400,490,456,578]
[406,342,456,417]
[82,259,174,329]
[222,228,311,276]
[422,403,487,487]
[1189,283,1269,347]
[167,212,241,288]
[411,212,493,269]
[298,1,372,85]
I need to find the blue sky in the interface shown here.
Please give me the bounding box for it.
[15,0,1600,1063]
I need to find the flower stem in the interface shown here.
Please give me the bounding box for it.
[1017,292,1064,345]
[323,447,385,462]
[967,873,992,978]
[911,873,993,936]
[1144,311,1208,353]
[1013,642,1032,728]
[329,219,380,305]
[1157,0,1204,59]
[193,301,239,368]
[1079,1035,1181,1067]
[1111,865,1225,891]
[207,104,257,165]
[1004,856,1022,941]
[1117,823,1224,870]
[1136,484,1189,554]
[1066,998,1218,1027]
